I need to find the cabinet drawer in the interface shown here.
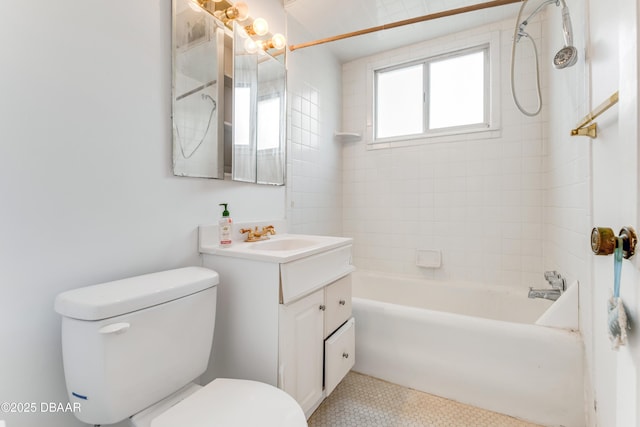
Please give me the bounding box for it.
[324,275,352,338]
[324,317,355,396]
[280,245,353,304]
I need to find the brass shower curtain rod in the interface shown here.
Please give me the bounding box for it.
[288,0,524,52]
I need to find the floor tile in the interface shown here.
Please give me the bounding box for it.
[308,372,546,427]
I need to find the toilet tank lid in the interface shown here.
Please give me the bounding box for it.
[54,267,219,321]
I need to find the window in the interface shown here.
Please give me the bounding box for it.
[376,64,424,139]
[374,45,489,142]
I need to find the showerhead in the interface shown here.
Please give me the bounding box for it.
[511,0,579,116]
[553,45,578,69]
[559,0,574,46]
[554,0,578,68]
[516,0,578,68]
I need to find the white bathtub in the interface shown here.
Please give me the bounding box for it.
[352,270,584,427]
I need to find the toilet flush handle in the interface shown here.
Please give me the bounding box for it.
[98,322,130,335]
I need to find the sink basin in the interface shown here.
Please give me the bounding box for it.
[249,238,317,251]
[199,230,353,263]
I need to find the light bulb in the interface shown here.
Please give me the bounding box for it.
[271,33,287,50]
[251,18,269,36]
[234,2,249,21]
[244,38,259,54]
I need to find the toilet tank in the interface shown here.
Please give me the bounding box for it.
[54,267,218,425]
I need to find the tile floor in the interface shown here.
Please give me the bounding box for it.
[308,372,545,427]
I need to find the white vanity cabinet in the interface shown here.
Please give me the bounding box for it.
[279,274,354,415]
[278,289,324,413]
[201,237,355,418]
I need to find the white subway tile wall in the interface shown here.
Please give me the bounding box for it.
[341,17,565,289]
[286,24,343,236]
[542,5,590,316]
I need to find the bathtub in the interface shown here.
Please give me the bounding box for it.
[351,270,584,427]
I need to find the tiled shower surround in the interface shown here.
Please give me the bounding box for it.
[340,15,589,291]
[286,17,344,237]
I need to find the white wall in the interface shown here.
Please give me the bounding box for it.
[584,0,640,425]
[341,18,548,289]
[545,0,640,425]
[0,1,287,426]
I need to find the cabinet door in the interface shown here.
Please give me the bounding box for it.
[279,289,324,416]
[324,274,352,338]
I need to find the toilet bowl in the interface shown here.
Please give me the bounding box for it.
[54,267,307,427]
[132,379,306,427]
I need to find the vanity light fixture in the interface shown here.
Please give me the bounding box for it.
[215,1,249,23]
[244,37,259,54]
[258,33,287,51]
[189,0,223,10]
[245,17,269,36]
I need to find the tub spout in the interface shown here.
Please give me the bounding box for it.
[528,287,562,301]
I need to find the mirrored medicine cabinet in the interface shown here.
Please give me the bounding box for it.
[171,0,286,185]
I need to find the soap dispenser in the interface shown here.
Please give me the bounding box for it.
[218,203,233,247]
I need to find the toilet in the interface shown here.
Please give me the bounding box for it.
[54,266,307,427]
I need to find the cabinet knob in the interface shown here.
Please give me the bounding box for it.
[339,299,346,306]
[319,304,326,311]
[342,352,349,359]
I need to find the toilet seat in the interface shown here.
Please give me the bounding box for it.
[149,379,307,427]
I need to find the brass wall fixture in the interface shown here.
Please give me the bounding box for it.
[189,0,287,53]
[214,1,249,23]
[244,17,269,36]
[258,33,287,50]
[189,0,233,21]
[591,226,637,259]
[571,91,619,138]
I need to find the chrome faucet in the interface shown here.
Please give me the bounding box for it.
[528,287,562,301]
[528,270,566,301]
[544,270,566,291]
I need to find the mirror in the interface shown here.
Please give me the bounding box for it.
[256,55,286,185]
[233,22,286,185]
[232,32,257,182]
[171,0,286,184]
[172,0,225,178]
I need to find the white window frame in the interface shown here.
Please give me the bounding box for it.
[365,31,501,149]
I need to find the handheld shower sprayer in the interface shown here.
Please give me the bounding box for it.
[553,0,578,69]
[511,0,578,116]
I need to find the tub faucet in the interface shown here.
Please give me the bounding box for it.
[529,271,566,301]
[528,287,562,301]
[544,270,566,291]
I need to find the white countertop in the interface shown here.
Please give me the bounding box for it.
[199,233,353,263]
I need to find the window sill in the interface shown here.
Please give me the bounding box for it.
[367,126,501,150]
